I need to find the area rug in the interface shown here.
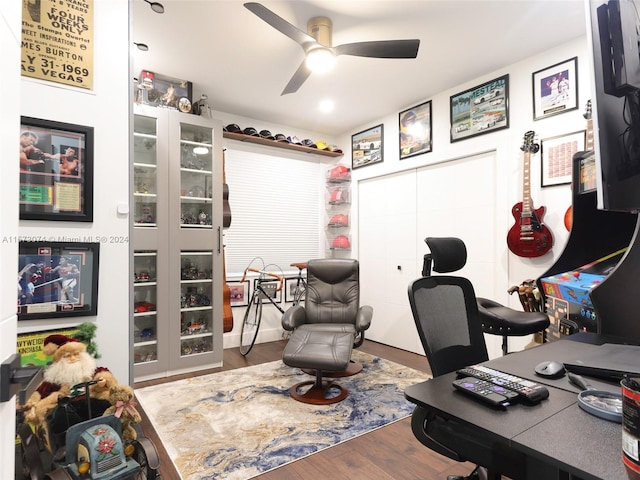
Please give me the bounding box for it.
[134,350,430,480]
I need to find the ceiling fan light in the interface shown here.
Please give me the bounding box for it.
[306,48,336,74]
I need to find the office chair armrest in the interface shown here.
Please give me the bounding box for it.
[411,406,462,461]
[355,305,373,332]
[282,304,307,331]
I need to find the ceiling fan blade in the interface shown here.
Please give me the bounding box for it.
[335,39,420,58]
[281,60,312,95]
[244,2,317,49]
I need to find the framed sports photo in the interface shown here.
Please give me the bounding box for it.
[351,124,383,169]
[450,75,509,142]
[532,57,578,120]
[399,100,432,159]
[228,280,249,307]
[19,117,94,222]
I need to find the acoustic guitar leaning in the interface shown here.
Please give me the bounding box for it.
[507,131,554,258]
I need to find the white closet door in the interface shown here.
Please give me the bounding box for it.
[358,170,420,353]
[358,151,498,355]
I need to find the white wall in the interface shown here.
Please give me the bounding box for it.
[341,37,589,356]
[0,0,22,474]
[18,0,131,385]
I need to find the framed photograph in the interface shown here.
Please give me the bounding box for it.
[18,241,100,321]
[285,276,306,303]
[254,278,282,303]
[532,57,579,120]
[20,117,94,222]
[541,130,586,187]
[351,124,383,169]
[228,280,249,307]
[450,74,509,142]
[399,101,432,159]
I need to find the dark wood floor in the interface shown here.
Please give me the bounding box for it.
[134,340,479,480]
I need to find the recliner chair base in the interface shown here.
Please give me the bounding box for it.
[289,370,348,405]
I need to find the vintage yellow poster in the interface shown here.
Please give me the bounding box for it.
[21,0,94,90]
[17,327,80,366]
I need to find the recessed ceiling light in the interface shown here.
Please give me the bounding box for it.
[319,99,334,113]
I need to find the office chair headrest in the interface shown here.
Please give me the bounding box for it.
[425,237,467,273]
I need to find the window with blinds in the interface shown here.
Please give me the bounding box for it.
[223,148,324,276]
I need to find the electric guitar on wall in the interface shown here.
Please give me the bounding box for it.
[564,100,593,231]
[507,130,554,257]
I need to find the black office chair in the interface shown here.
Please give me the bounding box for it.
[424,237,550,356]
[408,237,525,480]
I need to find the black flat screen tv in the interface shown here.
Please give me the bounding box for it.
[588,0,640,212]
[18,241,100,320]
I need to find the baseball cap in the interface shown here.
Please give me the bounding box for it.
[243,127,259,136]
[329,188,347,204]
[301,139,317,148]
[259,129,275,140]
[332,235,351,249]
[225,123,242,133]
[287,135,302,145]
[275,133,289,142]
[329,165,350,180]
[316,140,330,151]
[329,213,348,227]
[328,145,343,154]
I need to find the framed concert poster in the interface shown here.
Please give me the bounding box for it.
[532,57,579,120]
[20,117,94,222]
[450,74,509,142]
[351,124,383,169]
[399,100,432,160]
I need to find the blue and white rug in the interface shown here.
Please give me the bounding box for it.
[135,350,430,480]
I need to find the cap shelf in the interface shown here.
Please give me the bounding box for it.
[223,131,343,158]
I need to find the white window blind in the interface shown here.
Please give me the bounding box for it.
[223,148,323,276]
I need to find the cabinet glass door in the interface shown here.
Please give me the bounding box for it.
[179,123,213,228]
[179,251,213,356]
[133,251,158,365]
[133,115,158,227]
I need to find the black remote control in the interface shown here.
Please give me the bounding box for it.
[452,377,515,408]
[456,365,549,404]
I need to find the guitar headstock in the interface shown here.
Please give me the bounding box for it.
[520,130,540,154]
[583,99,592,120]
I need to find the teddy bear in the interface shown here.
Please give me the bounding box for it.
[103,384,142,442]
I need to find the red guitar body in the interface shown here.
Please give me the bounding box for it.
[507,130,554,258]
[507,202,553,257]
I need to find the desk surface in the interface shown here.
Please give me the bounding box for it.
[404,339,628,480]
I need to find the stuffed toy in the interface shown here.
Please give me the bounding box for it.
[22,333,118,427]
[103,384,142,442]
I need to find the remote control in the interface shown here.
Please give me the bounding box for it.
[452,377,515,408]
[457,365,549,404]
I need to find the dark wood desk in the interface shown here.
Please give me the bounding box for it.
[404,339,627,480]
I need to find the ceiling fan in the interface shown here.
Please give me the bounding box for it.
[244,2,420,95]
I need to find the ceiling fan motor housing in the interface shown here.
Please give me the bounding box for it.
[307,16,332,47]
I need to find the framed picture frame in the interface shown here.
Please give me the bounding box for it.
[532,57,579,120]
[228,280,249,307]
[284,276,306,303]
[450,74,509,142]
[351,124,383,169]
[541,130,586,187]
[18,241,100,321]
[253,278,282,303]
[20,117,94,222]
[399,100,432,159]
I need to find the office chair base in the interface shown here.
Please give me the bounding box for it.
[302,360,363,378]
[289,375,348,405]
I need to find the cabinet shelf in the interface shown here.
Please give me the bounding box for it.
[134,340,158,347]
[223,131,343,157]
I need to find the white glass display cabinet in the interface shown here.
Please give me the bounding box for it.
[132,105,224,381]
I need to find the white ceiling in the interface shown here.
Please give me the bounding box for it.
[132,0,587,137]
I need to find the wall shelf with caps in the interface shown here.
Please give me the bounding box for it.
[223,132,343,158]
